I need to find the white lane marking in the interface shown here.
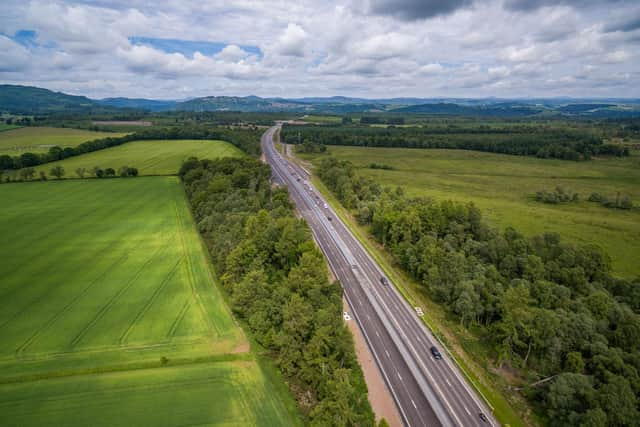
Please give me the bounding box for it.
[397,371,403,381]
[464,405,471,415]
[385,350,390,358]
[411,399,417,409]
[446,379,452,386]
[366,314,371,320]
[375,329,380,338]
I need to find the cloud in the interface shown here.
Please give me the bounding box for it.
[274,23,307,57]
[0,0,638,98]
[368,0,473,20]
[604,15,640,33]
[0,35,31,71]
[503,0,626,12]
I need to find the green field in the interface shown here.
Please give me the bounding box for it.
[0,178,299,426]
[301,146,640,278]
[0,127,126,155]
[32,139,243,177]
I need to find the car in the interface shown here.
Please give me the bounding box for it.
[479,413,488,423]
[323,203,328,209]
[430,346,442,360]
[327,216,332,221]
[380,277,389,286]
[296,178,301,182]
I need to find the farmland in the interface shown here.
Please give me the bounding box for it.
[0,127,126,155]
[299,146,640,278]
[0,178,300,426]
[32,139,243,177]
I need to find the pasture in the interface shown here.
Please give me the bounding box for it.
[32,139,242,177]
[0,178,299,426]
[0,127,126,155]
[301,146,640,278]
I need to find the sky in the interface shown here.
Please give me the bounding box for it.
[0,0,638,99]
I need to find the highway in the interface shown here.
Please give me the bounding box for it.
[262,125,497,427]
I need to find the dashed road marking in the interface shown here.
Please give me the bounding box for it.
[385,350,390,358]
[411,399,417,409]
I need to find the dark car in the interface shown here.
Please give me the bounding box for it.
[380,277,389,286]
[479,413,488,423]
[327,216,332,221]
[430,346,442,360]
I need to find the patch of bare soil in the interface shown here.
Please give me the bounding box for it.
[343,298,403,427]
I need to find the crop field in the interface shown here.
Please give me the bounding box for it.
[32,139,242,176]
[300,146,640,278]
[0,178,299,426]
[0,127,126,155]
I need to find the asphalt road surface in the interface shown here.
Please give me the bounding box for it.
[262,125,497,427]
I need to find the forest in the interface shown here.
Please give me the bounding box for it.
[180,157,375,426]
[0,125,262,170]
[316,157,640,426]
[281,124,629,160]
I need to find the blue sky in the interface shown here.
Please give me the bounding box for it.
[128,37,262,59]
[0,0,638,99]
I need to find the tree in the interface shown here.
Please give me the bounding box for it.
[104,167,115,177]
[95,168,105,178]
[119,165,130,177]
[39,171,47,181]
[19,167,36,181]
[50,165,65,179]
[75,167,86,178]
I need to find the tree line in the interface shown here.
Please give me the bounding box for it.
[281,124,629,161]
[180,157,375,426]
[0,125,262,171]
[317,157,640,426]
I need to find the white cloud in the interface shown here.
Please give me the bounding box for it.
[273,23,308,57]
[0,35,31,71]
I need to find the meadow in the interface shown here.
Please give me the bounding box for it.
[300,146,640,278]
[32,139,243,177]
[0,127,126,155]
[0,178,299,426]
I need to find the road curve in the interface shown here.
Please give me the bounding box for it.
[262,125,497,427]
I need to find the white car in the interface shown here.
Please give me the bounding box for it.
[343,312,351,321]
[323,203,328,209]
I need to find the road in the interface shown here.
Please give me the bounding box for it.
[262,125,497,427]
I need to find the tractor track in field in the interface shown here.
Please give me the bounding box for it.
[13,239,147,357]
[118,257,182,345]
[173,202,218,336]
[68,240,174,349]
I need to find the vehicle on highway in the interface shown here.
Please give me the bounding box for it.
[430,346,442,360]
[479,413,488,423]
[323,203,328,209]
[327,216,332,221]
[380,277,389,286]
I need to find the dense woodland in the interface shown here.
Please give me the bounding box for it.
[281,124,629,160]
[180,157,375,426]
[0,126,262,171]
[317,157,640,426]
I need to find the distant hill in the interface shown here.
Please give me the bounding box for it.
[97,97,178,112]
[1,85,639,117]
[390,102,543,117]
[0,85,112,114]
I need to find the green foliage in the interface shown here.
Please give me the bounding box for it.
[181,157,375,425]
[588,192,633,210]
[535,186,579,204]
[295,140,327,153]
[282,123,628,161]
[316,158,640,425]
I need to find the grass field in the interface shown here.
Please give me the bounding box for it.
[32,139,243,177]
[0,127,126,155]
[0,178,300,426]
[300,146,640,278]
